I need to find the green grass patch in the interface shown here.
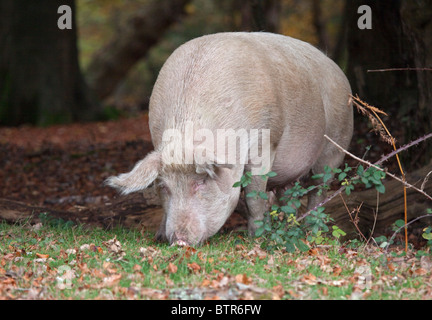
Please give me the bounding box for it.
[0,218,431,300]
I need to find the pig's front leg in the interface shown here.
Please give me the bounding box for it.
[155,213,167,242]
[244,175,269,236]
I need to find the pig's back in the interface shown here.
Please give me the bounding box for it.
[149,33,352,182]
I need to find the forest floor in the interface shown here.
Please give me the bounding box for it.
[0,113,248,233]
[1,113,432,301]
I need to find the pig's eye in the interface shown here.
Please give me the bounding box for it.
[193,179,206,191]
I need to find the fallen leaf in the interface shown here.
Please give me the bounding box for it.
[247,246,267,260]
[201,279,211,287]
[165,277,174,286]
[420,256,432,270]
[102,236,125,260]
[36,253,49,259]
[414,268,428,276]
[333,265,342,276]
[301,273,317,285]
[187,262,201,273]
[133,264,142,272]
[66,248,77,255]
[308,248,319,256]
[272,284,285,299]
[103,274,122,287]
[79,244,90,251]
[387,263,397,272]
[167,262,178,274]
[321,286,328,296]
[235,273,252,285]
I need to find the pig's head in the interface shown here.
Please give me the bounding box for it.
[105,150,244,246]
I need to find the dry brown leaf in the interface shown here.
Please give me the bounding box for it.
[102,236,125,260]
[201,278,211,287]
[414,268,428,276]
[333,266,342,276]
[247,246,267,260]
[36,253,49,259]
[387,263,397,272]
[235,273,252,285]
[308,248,319,256]
[167,262,178,274]
[301,273,317,285]
[272,284,285,299]
[187,262,201,273]
[103,274,122,287]
[132,264,142,272]
[164,275,174,286]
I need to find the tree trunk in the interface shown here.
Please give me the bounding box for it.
[311,0,330,52]
[345,0,432,167]
[400,0,432,164]
[85,0,191,101]
[0,0,101,126]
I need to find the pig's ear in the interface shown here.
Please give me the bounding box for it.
[105,151,161,194]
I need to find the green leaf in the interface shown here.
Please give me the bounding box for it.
[395,219,406,228]
[345,184,354,196]
[375,183,385,194]
[255,227,264,237]
[280,205,296,214]
[422,232,432,240]
[258,191,268,200]
[285,241,296,253]
[295,239,309,252]
[374,235,388,244]
[311,173,324,180]
[271,204,279,211]
[246,191,257,198]
[323,173,332,183]
[266,171,277,178]
[338,172,347,181]
[332,225,346,238]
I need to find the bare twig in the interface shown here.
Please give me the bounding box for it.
[384,214,432,254]
[367,67,432,73]
[364,192,379,248]
[340,194,368,242]
[421,171,432,192]
[375,133,432,166]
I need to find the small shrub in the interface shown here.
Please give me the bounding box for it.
[234,163,387,252]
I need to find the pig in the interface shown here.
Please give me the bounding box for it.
[106,32,353,246]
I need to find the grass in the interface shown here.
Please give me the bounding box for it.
[0,218,431,300]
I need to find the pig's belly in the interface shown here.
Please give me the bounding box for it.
[267,130,324,189]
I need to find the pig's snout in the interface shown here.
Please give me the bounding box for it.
[170,232,192,247]
[171,239,190,247]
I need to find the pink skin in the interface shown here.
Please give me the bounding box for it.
[106,32,353,246]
